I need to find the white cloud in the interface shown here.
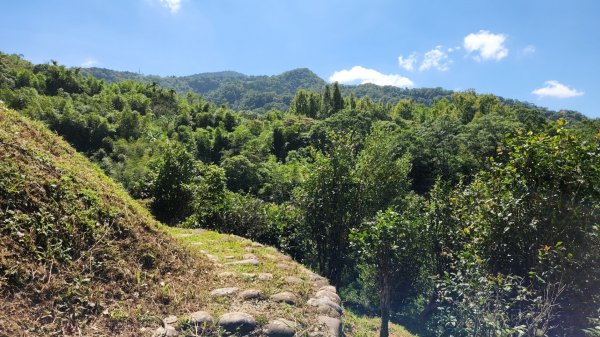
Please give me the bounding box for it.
[522,45,536,56]
[419,46,452,71]
[329,66,414,88]
[398,53,417,72]
[159,0,181,13]
[532,80,584,99]
[464,30,508,61]
[81,58,99,67]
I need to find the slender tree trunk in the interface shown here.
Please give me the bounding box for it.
[380,274,390,337]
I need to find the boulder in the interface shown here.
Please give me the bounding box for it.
[258,273,274,281]
[189,311,213,329]
[319,285,337,294]
[243,253,258,260]
[270,291,298,305]
[239,289,263,300]
[210,287,239,297]
[163,315,178,326]
[284,276,304,285]
[307,297,343,317]
[264,318,297,337]
[317,316,342,337]
[218,312,257,335]
[315,290,341,304]
[152,326,178,337]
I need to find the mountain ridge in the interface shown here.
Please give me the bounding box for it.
[81,66,588,121]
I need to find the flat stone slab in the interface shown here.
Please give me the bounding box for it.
[240,272,256,280]
[317,316,342,337]
[316,290,341,304]
[239,289,263,300]
[271,291,298,305]
[210,287,239,297]
[205,254,219,262]
[284,276,304,285]
[251,242,264,247]
[225,258,259,266]
[264,318,297,337]
[243,253,258,260]
[163,315,178,325]
[319,285,337,294]
[258,273,274,281]
[218,312,257,335]
[276,263,291,270]
[217,271,236,279]
[189,311,213,327]
[152,326,178,337]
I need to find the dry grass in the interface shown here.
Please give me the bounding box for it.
[0,107,213,336]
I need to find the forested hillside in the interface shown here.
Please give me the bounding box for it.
[1,52,599,337]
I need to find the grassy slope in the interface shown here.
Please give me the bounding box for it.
[0,106,212,336]
[0,105,416,336]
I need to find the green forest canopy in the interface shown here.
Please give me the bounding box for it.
[1,52,599,337]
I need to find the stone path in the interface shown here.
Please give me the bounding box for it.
[156,231,344,337]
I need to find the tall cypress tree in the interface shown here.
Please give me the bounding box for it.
[321,85,333,118]
[272,127,286,162]
[332,82,344,113]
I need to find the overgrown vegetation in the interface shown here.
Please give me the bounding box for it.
[1,52,599,336]
[0,106,212,336]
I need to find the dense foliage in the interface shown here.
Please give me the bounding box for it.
[2,52,599,337]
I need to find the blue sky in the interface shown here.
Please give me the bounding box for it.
[1,0,598,117]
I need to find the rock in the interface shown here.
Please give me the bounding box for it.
[271,291,298,305]
[307,297,343,317]
[276,263,291,270]
[251,242,264,247]
[210,287,239,297]
[313,279,330,288]
[319,285,337,294]
[279,254,292,261]
[224,255,235,260]
[239,289,263,300]
[189,311,213,327]
[264,318,297,337]
[243,253,258,260]
[218,312,257,335]
[258,273,274,281]
[205,254,219,262]
[284,276,304,285]
[307,272,326,282]
[240,272,256,280]
[317,316,342,337]
[152,326,178,337]
[316,290,341,304]
[217,271,236,279]
[163,315,178,325]
[225,259,259,266]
